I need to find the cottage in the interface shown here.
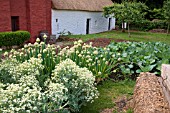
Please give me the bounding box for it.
[52,0,115,37]
[0,0,114,43]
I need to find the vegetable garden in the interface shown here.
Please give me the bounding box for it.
[0,37,170,112]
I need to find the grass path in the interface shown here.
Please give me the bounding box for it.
[78,80,135,113]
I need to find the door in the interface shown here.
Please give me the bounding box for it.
[86,18,91,34]
[108,18,111,30]
[11,16,19,31]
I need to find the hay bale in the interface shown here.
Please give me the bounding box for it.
[133,72,170,113]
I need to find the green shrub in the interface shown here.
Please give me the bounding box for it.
[0,31,30,47]
[116,20,167,31]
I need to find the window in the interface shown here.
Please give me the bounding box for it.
[56,19,59,31]
[11,16,19,31]
[95,20,97,26]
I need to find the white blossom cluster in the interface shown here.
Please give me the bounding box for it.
[51,59,99,111]
[0,57,66,112]
[0,55,98,112]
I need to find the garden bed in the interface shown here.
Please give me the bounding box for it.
[133,72,170,113]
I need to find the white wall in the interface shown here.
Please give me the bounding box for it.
[52,10,115,37]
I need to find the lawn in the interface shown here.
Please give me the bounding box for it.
[68,30,170,45]
[79,80,135,113]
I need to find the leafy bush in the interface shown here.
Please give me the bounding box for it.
[116,19,167,31]
[0,31,30,47]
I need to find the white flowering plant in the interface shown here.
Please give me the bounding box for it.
[6,39,62,84]
[58,40,115,83]
[0,47,99,112]
[50,59,99,112]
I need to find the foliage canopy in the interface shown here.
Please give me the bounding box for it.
[103,1,147,35]
[163,0,170,34]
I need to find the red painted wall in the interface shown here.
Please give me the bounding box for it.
[27,0,51,43]
[0,0,51,43]
[10,0,27,31]
[0,0,11,32]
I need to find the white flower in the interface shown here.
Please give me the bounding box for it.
[89,42,93,46]
[52,51,56,55]
[0,48,2,52]
[34,42,39,46]
[40,42,45,45]
[38,54,42,58]
[118,58,121,61]
[74,41,78,45]
[117,53,121,56]
[78,40,83,44]
[112,54,115,58]
[36,38,40,42]
[24,44,28,48]
[43,49,47,53]
[93,50,98,55]
[28,43,32,47]
[4,52,8,56]
[78,54,82,57]
[43,34,47,39]
[113,70,117,73]
[57,45,60,48]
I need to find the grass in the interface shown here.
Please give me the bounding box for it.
[78,80,136,113]
[68,30,170,45]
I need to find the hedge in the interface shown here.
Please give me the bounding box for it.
[116,20,167,31]
[0,31,30,47]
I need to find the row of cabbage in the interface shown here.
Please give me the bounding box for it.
[0,39,170,112]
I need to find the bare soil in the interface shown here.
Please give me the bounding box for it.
[100,96,134,113]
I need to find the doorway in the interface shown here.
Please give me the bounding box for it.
[86,18,91,34]
[11,16,19,31]
[108,18,111,30]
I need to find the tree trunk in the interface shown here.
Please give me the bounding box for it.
[122,20,125,32]
[128,22,130,37]
[167,23,169,35]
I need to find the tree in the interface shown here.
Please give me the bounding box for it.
[163,0,170,34]
[103,1,147,37]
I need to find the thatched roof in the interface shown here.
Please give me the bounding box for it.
[52,0,113,12]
